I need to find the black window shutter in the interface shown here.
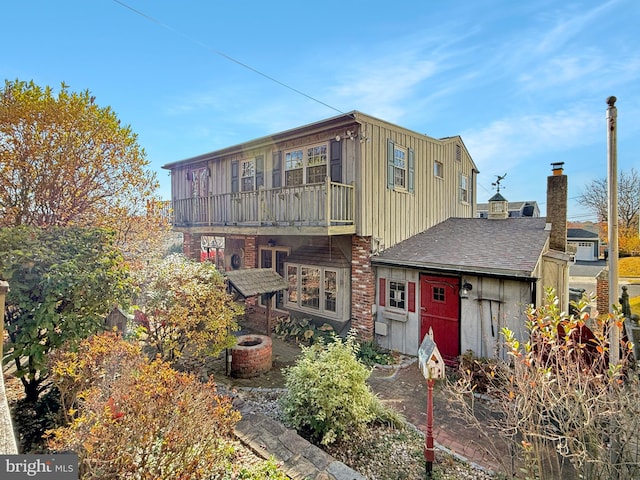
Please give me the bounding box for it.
[330,140,342,183]
[272,151,282,188]
[387,139,395,189]
[231,161,239,193]
[408,148,415,193]
[256,155,264,189]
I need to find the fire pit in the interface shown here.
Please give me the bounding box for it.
[230,334,273,378]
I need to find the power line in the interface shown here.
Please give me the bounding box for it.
[111,0,345,115]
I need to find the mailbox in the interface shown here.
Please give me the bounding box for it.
[418,328,445,380]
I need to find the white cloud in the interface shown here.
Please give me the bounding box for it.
[464,105,600,174]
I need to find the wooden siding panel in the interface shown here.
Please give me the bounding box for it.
[355,116,475,251]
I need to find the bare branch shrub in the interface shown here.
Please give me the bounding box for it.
[445,289,640,479]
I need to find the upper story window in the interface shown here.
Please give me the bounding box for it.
[241,160,255,192]
[393,146,407,188]
[456,144,462,162]
[434,161,443,178]
[284,143,328,186]
[232,155,264,192]
[459,173,469,203]
[191,166,209,197]
[387,139,414,193]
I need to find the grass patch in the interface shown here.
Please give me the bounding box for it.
[619,257,640,277]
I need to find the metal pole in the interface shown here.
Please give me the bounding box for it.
[607,96,620,365]
[425,377,435,477]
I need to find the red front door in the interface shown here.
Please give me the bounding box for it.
[420,274,460,362]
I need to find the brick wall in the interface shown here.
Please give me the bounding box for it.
[182,233,202,261]
[351,236,375,341]
[244,236,257,269]
[596,269,609,315]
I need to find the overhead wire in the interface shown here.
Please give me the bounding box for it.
[111,0,345,115]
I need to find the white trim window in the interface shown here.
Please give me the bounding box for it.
[388,280,406,310]
[241,159,255,192]
[392,145,407,189]
[287,263,340,316]
[434,160,443,179]
[387,139,414,193]
[284,143,328,186]
[459,173,469,203]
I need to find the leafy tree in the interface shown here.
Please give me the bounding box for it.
[446,290,639,479]
[0,226,133,401]
[578,169,640,229]
[134,254,242,363]
[0,79,169,268]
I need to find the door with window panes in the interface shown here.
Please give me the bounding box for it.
[259,246,289,310]
[419,274,460,361]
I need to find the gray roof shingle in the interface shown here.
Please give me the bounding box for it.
[372,217,550,278]
[225,268,288,298]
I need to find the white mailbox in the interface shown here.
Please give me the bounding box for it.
[418,328,445,380]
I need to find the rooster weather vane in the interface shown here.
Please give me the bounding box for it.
[492,173,507,193]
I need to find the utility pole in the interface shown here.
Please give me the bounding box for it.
[607,96,620,365]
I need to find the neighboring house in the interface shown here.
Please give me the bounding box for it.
[162,111,478,339]
[568,228,600,262]
[371,167,570,362]
[476,200,540,218]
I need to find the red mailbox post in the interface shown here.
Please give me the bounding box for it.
[418,328,445,477]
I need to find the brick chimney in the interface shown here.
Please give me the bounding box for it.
[546,162,567,252]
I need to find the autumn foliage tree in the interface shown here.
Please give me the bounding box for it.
[135,254,242,363]
[0,79,169,268]
[0,226,133,401]
[47,332,247,480]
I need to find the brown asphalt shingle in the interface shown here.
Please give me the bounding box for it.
[372,217,550,279]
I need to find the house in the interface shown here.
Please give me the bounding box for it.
[371,166,570,361]
[567,228,600,262]
[162,111,478,339]
[476,200,540,218]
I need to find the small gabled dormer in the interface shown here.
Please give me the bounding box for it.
[488,192,509,219]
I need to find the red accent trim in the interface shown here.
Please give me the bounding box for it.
[379,278,386,306]
[408,281,416,312]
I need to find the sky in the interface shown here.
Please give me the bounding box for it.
[3,0,639,221]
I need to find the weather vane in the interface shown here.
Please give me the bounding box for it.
[492,173,507,193]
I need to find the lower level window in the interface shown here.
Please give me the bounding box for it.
[388,281,406,309]
[287,264,341,315]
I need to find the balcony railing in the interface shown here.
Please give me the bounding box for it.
[171,178,355,228]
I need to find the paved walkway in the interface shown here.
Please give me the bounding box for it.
[212,335,505,476]
[368,360,505,473]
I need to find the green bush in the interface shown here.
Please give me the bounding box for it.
[356,340,394,367]
[274,316,334,345]
[280,332,402,445]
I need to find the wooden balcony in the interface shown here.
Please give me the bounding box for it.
[170,178,355,234]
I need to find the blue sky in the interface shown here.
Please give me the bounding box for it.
[3,0,639,221]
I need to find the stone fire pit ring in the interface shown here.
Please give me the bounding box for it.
[230,334,273,378]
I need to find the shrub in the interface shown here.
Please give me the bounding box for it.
[280,332,402,445]
[356,340,395,367]
[274,316,334,345]
[47,333,244,480]
[446,289,640,479]
[134,254,242,363]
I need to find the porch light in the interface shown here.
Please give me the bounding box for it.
[460,282,472,298]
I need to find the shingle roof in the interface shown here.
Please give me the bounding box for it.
[371,217,550,278]
[225,268,288,298]
[567,228,599,239]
